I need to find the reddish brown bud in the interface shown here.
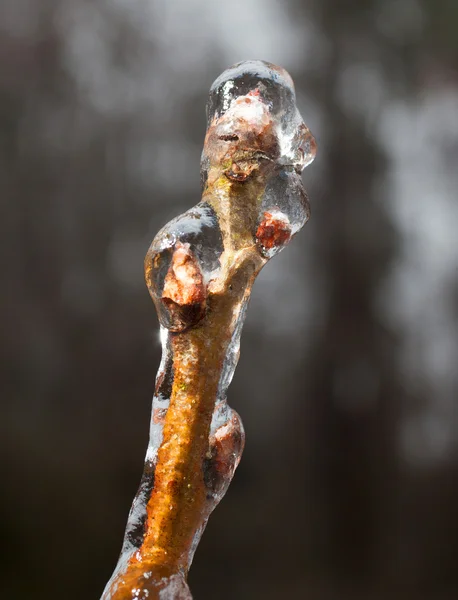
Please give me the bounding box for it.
[256,211,292,250]
[162,243,206,306]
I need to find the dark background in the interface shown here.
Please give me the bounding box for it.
[1,1,458,599]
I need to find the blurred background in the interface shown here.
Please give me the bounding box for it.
[1,1,458,598]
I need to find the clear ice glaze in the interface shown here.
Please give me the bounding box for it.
[102,60,316,600]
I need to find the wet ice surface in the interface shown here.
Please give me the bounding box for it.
[205,59,316,173]
[103,60,315,599]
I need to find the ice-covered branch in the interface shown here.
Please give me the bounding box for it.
[102,60,316,600]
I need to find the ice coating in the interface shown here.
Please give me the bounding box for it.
[203,60,316,179]
[102,60,316,600]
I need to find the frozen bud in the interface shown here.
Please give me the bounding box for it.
[201,60,316,185]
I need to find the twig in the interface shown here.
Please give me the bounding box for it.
[102,60,316,600]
